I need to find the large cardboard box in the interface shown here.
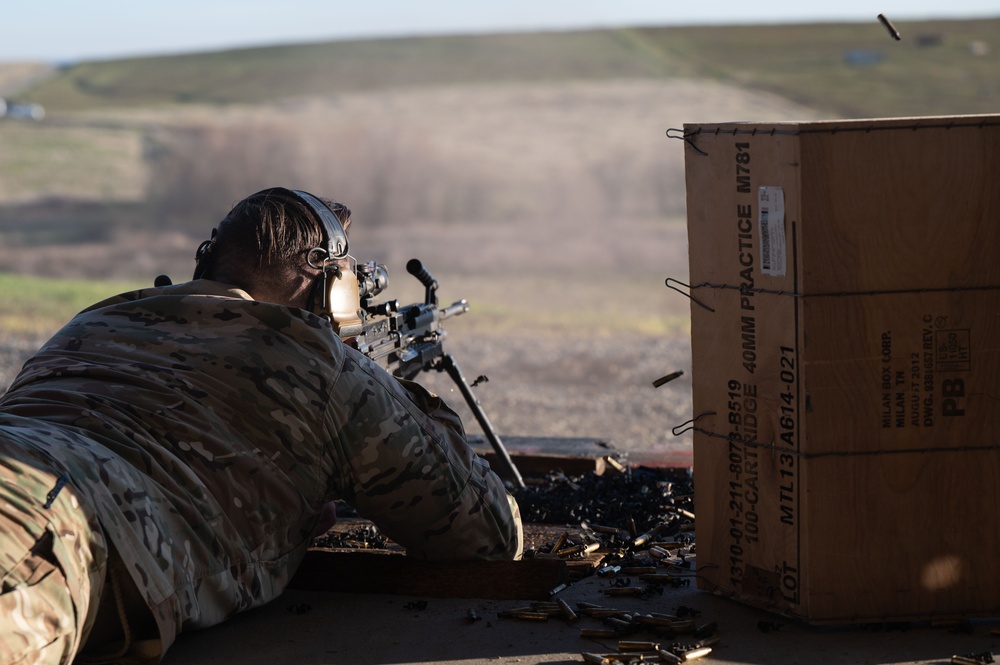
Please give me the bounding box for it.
[683,115,1000,624]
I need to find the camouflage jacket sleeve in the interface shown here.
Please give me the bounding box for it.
[323,346,522,561]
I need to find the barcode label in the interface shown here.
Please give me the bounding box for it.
[758,186,786,277]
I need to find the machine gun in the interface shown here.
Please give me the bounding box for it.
[344,258,525,488]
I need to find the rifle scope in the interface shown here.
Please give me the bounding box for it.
[356,261,389,300]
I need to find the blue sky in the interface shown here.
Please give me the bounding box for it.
[3,0,998,62]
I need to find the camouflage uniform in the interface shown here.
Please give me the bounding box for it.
[0,279,522,664]
[0,439,107,665]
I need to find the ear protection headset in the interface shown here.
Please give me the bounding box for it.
[192,187,352,320]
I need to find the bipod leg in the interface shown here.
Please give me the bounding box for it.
[439,353,525,488]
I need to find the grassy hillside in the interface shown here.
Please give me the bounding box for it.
[23,18,1000,118]
[26,31,669,110]
[632,19,1000,118]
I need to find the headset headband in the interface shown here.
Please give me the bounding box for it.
[193,187,350,280]
[285,188,350,261]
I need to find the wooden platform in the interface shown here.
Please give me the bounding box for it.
[290,523,600,600]
[468,435,618,477]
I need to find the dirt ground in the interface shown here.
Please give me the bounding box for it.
[409,329,694,452]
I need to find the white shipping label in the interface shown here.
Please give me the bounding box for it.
[758,186,786,277]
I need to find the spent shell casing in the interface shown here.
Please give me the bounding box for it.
[669,619,697,633]
[681,646,712,661]
[549,583,569,596]
[584,521,622,535]
[878,13,902,40]
[533,551,564,560]
[652,370,684,388]
[509,611,550,621]
[657,649,683,664]
[499,607,549,620]
[632,532,655,547]
[604,617,633,630]
[621,567,657,575]
[558,597,580,623]
[581,653,611,665]
[619,641,661,652]
[583,608,624,618]
[605,456,628,473]
[693,635,720,649]
[534,606,568,616]
[580,628,620,639]
[551,532,569,553]
[558,544,586,557]
[559,542,600,557]
[602,587,644,596]
[633,614,677,627]
[932,619,966,629]
[578,603,624,615]
[499,606,537,615]
[627,515,638,539]
[633,523,668,547]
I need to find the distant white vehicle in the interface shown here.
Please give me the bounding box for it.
[5,102,44,121]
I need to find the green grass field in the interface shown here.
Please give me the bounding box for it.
[0,274,143,335]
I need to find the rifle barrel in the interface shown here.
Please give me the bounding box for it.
[440,299,469,321]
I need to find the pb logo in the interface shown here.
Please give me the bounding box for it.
[942,378,965,417]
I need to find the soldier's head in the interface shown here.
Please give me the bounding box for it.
[193,187,352,310]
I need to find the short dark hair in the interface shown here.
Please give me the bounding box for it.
[204,189,351,287]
